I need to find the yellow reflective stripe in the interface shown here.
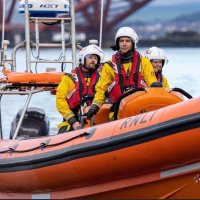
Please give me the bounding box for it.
[64,112,75,121]
[92,101,103,108]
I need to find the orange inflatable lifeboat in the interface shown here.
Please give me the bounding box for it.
[0,84,200,199]
[4,0,200,198]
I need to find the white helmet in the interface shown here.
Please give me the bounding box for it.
[78,44,105,66]
[115,27,138,49]
[144,46,169,65]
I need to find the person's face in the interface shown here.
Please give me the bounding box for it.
[151,59,163,74]
[85,54,98,69]
[119,37,133,54]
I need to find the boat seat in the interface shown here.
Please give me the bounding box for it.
[114,87,184,120]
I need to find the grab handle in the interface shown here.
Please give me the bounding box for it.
[170,88,193,99]
[80,116,95,128]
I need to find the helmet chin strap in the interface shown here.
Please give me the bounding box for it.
[95,63,100,69]
[81,65,89,72]
[156,69,162,75]
[81,65,97,72]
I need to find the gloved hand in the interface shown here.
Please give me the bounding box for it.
[68,116,81,130]
[83,109,95,119]
[109,112,114,121]
[83,104,99,119]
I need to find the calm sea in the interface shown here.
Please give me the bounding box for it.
[1,47,200,138]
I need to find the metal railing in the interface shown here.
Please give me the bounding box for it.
[1,0,78,73]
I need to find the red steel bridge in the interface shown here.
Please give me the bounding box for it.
[0,0,152,32]
[0,0,152,44]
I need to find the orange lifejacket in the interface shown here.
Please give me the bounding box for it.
[107,50,145,103]
[67,67,99,110]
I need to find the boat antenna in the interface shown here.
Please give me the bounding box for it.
[70,0,77,69]
[1,0,6,49]
[24,0,31,72]
[99,0,104,48]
